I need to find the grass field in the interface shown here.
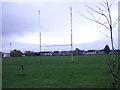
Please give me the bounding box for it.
[2,55,117,88]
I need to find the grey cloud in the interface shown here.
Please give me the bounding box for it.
[2,2,118,53]
[2,2,39,37]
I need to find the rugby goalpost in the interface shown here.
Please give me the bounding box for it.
[38,7,74,62]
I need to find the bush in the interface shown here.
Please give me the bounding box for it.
[11,49,22,57]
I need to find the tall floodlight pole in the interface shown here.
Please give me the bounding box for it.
[39,11,41,55]
[70,7,73,62]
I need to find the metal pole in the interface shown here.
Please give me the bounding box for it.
[21,56,24,74]
[39,11,41,55]
[70,7,73,62]
[40,32,41,53]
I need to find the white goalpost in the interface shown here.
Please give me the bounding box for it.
[38,7,74,62]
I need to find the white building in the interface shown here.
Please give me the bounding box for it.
[3,53,11,57]
[85,50,96,55]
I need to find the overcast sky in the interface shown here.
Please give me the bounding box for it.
[1,0,119,53]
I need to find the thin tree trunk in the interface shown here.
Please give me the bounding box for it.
[79,0,119,88]
[110,26,114,54]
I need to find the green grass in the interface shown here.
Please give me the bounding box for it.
[2,55,116,88]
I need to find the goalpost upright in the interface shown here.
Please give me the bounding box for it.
[70,6,73,62]
[39,11,41,54]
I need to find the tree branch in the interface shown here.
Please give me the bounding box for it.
[85,5,103,15]
[106,0,113,32]
[96,6,102,13]
[79,13,110,30]
[110,0,115,8]
[96,6,107,14]
[98,22,108,27]
[102,0,107,6]
[99,2,107,9]
[97,17,101,22]
[107,59,117,79]
[98,29,110,38]
[113,16,120,28]
[85,9,97,21]
[85,5,110,28]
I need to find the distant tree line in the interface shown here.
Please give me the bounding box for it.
[10,49,40,57]
[10,45,112,57]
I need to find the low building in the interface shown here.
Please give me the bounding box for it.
[85,50,96,55]
[109,50,120,54]
[40,51,52,56]
[3,53,11,57]
[52,51,60,56]
[97,50,105,54]
[114,50,120,54]
[60,51,71,56]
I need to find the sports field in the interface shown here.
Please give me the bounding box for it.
[2,55,115,88]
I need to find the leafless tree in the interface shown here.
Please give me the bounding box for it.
[80,0,120,88]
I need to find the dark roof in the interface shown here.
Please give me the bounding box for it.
[39,51,52,53]
[87,50,96,52]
